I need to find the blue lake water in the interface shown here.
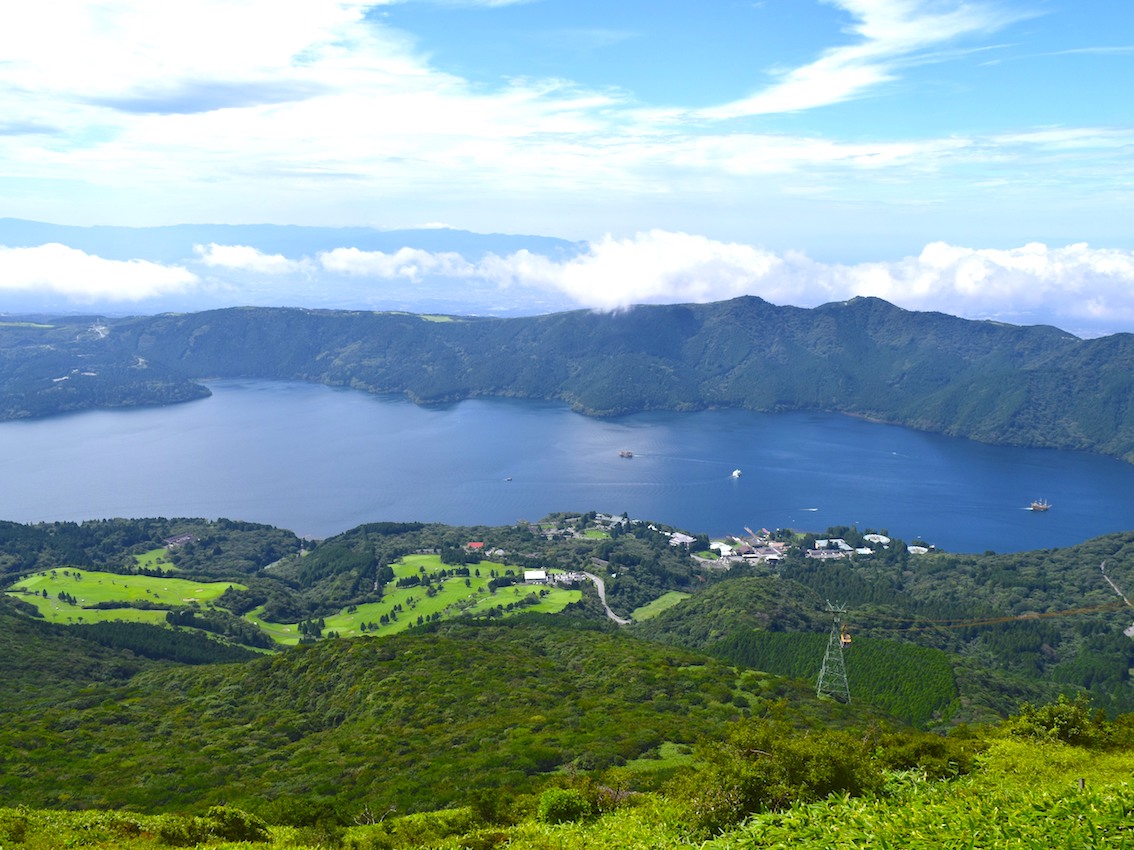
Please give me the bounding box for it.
[2,379,1133,553]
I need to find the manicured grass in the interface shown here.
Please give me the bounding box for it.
[134,547,179,571]
[5,553,581,646]
[5,569,244,625]
[251,555,581,645]
[463,583,582,618]
[631,591,690,621]
[583,529,611,539]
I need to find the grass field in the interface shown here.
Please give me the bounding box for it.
[5,568,244,625]
[631,591,690,621]
[250,554,582,645]
[134,547,179,571]
[5,553,580,645]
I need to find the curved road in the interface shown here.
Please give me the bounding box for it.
[583,571,631,625]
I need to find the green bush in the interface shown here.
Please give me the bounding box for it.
[154,813,210,846]
[875,729,982,779]
[154,805,268,846]
[1004,694,1110,747]
[669,719,883,834]
[0,807,30,843]
[203,805,270,841]
[537,788,593,824]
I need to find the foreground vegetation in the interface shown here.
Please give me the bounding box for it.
[4,512,1134,848]
[2,700,1133,849]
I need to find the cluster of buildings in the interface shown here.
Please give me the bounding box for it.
[705,530,908,566]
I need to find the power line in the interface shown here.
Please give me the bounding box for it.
[858,600,1126,632]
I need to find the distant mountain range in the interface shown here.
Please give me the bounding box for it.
[0,218,581,316]
[3,296,1133,462]
[0,218,577,264]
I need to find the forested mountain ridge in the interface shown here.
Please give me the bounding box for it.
[4,295,1134,461]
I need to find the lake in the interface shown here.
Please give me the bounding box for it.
[2,379,1134,553]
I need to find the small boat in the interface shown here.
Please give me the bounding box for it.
[731,469,742,478]
[504,477,512,482]
[619,450,633,458]
[1029,499,1051,512]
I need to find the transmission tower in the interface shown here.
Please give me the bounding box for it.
[816,601,851,703]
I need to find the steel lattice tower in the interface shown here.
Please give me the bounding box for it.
[816,602,851,703]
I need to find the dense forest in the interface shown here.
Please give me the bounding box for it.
[4,296,1134,461]
[5,511,1134,848]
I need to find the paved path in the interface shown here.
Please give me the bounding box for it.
[583,571,631,625]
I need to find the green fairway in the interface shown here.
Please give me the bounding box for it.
[250,554,582,645]
[631,591,690,621]
[5,568,244,625]
[134,547,179,571]
[5,553,581,646]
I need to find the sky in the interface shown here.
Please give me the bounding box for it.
[1,0,1133,335]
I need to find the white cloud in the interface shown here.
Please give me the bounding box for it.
[319,247,478,280]
[194,244,310,275]
[838,242,1134,330]
[472,233,1134,334]
[0,244,198,301]
[8,234,1134,335]
[0,0,1072,225]
[699,0,1023,119]
[478,232,784,309]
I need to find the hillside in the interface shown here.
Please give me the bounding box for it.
[6,515,1134,847]
[0,596,153,706]
[0,618,877,815]
[5,514,1134,722]
[4,296,1134,461]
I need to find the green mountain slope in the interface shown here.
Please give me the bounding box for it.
[0,619,878,815]
[4,296,1134,460]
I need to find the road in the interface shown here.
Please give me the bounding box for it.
[583,571,631,625]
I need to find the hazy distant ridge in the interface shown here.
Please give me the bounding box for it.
[4,296,1134,462]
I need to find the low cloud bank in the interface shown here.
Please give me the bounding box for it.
[6,234,1134,336]
[0,243,198,301]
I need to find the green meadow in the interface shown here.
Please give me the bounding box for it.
[5,568,243,625]
[5,552,580,645]
[251,554,582,645]
[133,547,179,571]
[631,590,690,621]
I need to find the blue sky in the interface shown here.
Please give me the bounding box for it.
[1,0,1133,334]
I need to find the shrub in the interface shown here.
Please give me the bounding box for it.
[668,719,883,834]
[875,729,981,779]
[537,788,593,824]
[154,814,210,846]
[154,806,268,846]
[0,807,30,843]
[203,805,270,842]
[1004,694,1110,748]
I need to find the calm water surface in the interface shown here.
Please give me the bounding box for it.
[2,379,1133,553]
